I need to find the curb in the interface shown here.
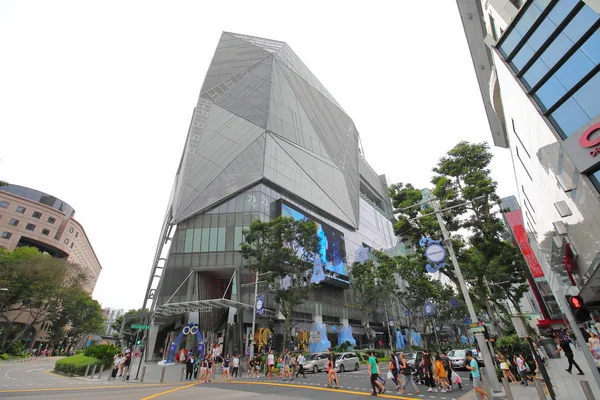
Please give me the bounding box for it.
[15,357,52,362]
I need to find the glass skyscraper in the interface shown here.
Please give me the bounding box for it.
[143,32,398,358]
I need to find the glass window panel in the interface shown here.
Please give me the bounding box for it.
[219,214,227,227]
[210,214,219,228]
[527,17,559,53]
[548,0,579,26]
[179,219,187,229]
[224,252,234,265]
[235,213,243,226]
[227,197,236,213]
[562,6,600,42]
[201,228,210,252]
[512,44,536,71]
[184,229,194,252]
[192,228,202,252]
[580,28,600,65]
[209,228,218,251]
[534,75,568,110]
[554,49,595,90]
[550,97,592,138]
[572,71,600,119]
[192,253,200,268]
[235,194,245,212]
[183,254,192,268]
[216,253,225,266]
[234,226,243,251]
[242,213,253,225]
[201,215,210,228]
[226,214,235,227]
[225,226,235,251]
[175,230,186,253]
[217,227,226,251]
[194,214,202,228]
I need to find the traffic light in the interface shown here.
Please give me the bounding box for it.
[567,295,583,309]
[566,295,590,323]
[136,340,142,345]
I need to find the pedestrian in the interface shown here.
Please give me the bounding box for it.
[398,353,419,394]
[368,350,385,396]
[556,335,584,375]
[123,349,132,376]
[499,355,517,384]
[232,354,240,378]
[466,350,486,399]
[199,356,207,383]
[118,353,126,377]
[588,331,600,358]
[248,354,255,378]
[206,354,213,382]
[277,355,284,378]
[434,354,450,393]
[421,350,436,392]
[111,354,120,380]
[296,353,306,378]
[222,353,231,381]
[389,352,400,390]
[327,348,339,388]
[254,354,262,378]
[185,354,195,380]
[514,353,529,385]
[283,349,293,381]
[442,352,461,390]
[267,350,275,379]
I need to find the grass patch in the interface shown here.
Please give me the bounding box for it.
[54,353,103,376]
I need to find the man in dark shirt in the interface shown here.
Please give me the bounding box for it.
[421,351,436,391]
[556,335,584,375]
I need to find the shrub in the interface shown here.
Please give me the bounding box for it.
[55,353,101,376]
[84,344,119,366]
[0,353,8,360]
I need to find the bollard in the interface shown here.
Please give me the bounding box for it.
[180,366,185,382]
[90,364,97,378]
[160,366,166,383]
[501,377,514,400]
[84,364,91,378]
[98,366,104,380]
[534,378,547,400]
[581,381,595,400]
[140,366,146,383]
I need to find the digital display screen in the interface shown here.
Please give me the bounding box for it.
[280,202,349,287]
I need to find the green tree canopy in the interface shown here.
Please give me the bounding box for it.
[390,141,530,334]
[241,216,320,352]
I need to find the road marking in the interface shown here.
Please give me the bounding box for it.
[44,369,68,378]
[221,380,421,399]
[0,383,181,393]
[27,368,44,372]
[140,383,196,400]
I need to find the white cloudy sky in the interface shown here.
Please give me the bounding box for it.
[0,0,516,310]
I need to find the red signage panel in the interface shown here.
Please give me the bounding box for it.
[505,210,545,278]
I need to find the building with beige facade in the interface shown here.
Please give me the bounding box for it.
[0,184,102,349]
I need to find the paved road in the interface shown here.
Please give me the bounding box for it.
[0,358,474,399]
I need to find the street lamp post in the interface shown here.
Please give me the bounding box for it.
[241,272,270,360]
[429,199,504,399]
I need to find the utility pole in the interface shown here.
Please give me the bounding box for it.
[250,271,259,359]
[430,199,504,399]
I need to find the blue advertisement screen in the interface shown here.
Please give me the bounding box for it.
[281,203,348,285]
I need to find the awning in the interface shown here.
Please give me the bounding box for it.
[154,298,254,316]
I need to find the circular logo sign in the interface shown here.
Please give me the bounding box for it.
[425,244,446,263]
[256,299,263,311]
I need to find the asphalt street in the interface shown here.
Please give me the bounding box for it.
[0,358,475,400]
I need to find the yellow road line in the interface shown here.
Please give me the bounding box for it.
[222,380,420,399]
[140,383,196,399]
[44,369,68,378]
[0,383,181,394]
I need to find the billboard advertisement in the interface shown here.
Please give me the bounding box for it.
[280,201,349,287]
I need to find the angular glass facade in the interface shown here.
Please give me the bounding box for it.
[497,0,600,139]
[145,32,398,358]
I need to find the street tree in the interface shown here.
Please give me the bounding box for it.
[46,286,104,349]
[350,250,407,347]
[0,247,80,353]
[390,142,530,334]
[110,308,148,343]
[241,216,320,352]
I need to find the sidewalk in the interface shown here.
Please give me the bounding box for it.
[459,347,600,399]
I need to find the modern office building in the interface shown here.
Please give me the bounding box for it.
[0,184,102,348]
[103,307,125,336]
[457,0,600,324]
[143,32,399,358]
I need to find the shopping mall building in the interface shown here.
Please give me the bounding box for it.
[143,32,402,358]
[0,184,102,348]
[458,0,600,326]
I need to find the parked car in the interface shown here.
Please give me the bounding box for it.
[404,351,423,370]
[334,352,360,372]
[302,352,329,373]
[447,349,467,370]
